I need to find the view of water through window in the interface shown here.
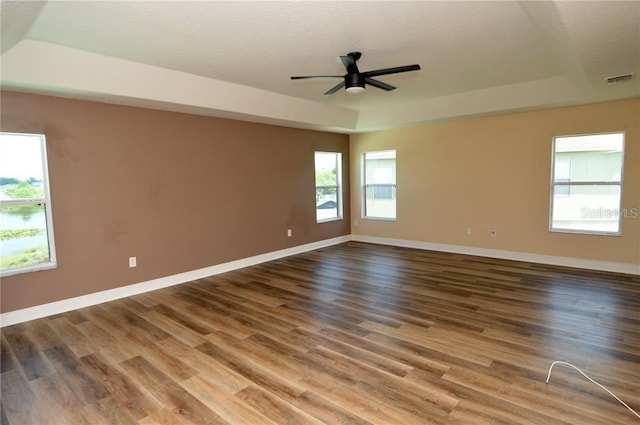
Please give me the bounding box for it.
[0,206,48,258]
[0,132,56,274]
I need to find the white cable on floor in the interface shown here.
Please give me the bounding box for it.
[545,360,640,419]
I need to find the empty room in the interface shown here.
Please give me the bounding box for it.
[1,1,639,424]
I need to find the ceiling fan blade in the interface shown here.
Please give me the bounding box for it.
[365,77,396,91]
[324,81,346,95]
[291,75,343,80]
[363,64,421,78]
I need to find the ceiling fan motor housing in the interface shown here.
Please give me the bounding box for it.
[346,72,365,89]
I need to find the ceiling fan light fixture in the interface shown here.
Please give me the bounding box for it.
[346,86,365,94]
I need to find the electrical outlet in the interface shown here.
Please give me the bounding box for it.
[466,227,472,235]
[287,229,292,237]
[129,257,137,268]
[490,228,497,237]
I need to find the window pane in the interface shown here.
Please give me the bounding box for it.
[316,187,338,221]
[0,204,51,270]
[314,152,338,186]
[365,186,396,219]
[365,150,396,184]
[551,185,621,233]
[0,133,45,199]
[554,133,623,183]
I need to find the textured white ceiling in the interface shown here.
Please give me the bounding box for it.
[1,1,639,133]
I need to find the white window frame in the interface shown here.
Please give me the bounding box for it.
[314,151,343,223]
[549,131,625,236]
[0,132,57,276]
[362,150,397,221]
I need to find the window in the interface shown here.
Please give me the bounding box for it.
[363,150,396,220]
[0,132,57,276]
[550,132,624,235]
[315,152,342,222]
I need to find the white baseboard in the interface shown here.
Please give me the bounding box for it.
[351,235,640,275]
[0,235,350,327]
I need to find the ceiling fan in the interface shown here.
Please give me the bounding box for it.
[291,52,421,95]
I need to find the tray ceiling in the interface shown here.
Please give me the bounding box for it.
[1,1,638,133]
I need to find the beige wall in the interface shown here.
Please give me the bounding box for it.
[1,91,350,313]
[350,98,640,266]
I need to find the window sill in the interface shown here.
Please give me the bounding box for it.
[549,228,621,237]
[362,217,396,222]
[1,261,57,278]
[317,217,343,224]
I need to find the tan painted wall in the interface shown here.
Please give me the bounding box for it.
[350,98,640,266]
[0,91,350,313]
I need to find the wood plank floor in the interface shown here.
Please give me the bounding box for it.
[2,241,640,424]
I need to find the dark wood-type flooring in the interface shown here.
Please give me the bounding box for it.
[2,241,640,424]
